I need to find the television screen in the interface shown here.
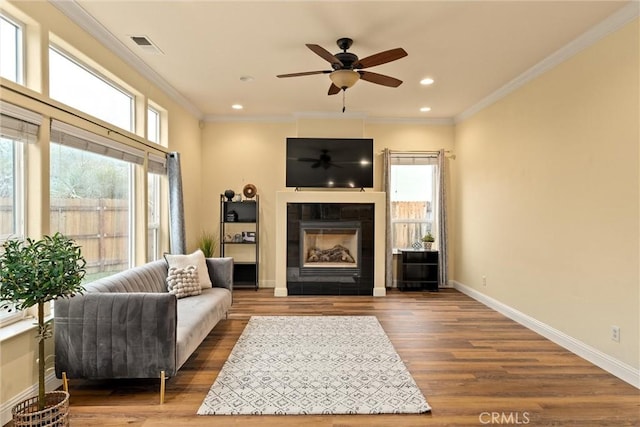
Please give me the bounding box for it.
[286,137,374,188]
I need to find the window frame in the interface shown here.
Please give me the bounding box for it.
[0,137,26,327]
[48,45,135,132]
[389,156,438,251]
[0,137,25,242]
[0,13,25,84]
[147,106,160,144]
[49,120,141,281]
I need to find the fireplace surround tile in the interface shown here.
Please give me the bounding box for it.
[275,191,386,297]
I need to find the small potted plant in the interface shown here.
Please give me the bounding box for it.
[421,232,435,250]
[0,233,86,426]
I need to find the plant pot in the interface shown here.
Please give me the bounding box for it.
[422,242,433,250]
[12,391,69,427]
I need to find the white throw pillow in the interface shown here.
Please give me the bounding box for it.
[166,265,202,298]
[164,249,212,289]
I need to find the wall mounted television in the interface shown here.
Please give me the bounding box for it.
[286,137,374,189]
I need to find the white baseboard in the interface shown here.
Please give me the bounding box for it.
[453,281,639,389]
[1,372,63,426]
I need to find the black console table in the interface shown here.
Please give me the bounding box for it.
[398,250,439,291]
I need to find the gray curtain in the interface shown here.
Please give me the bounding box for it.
[437,149,449,287]
[167,152,186,254]
[382,148,393,288]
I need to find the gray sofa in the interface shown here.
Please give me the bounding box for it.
[54,257,233,398]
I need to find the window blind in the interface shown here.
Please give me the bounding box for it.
[50,119,144,165]
[390,152,438,166]
[0,100,41,143]
[148,152,167,175]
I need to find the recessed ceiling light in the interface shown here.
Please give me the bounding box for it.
[420,107,431,112]
[232,104,243,110]
[420,78,434,86]
[240,76,254,82]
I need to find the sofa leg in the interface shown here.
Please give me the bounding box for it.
[160,370,166,404]
[62,372,68,393]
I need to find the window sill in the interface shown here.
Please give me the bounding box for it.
[0,314,51,342]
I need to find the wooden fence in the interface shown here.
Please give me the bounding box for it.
[391,200,434,249]
[49,198,129,276]
[1,197,129,279]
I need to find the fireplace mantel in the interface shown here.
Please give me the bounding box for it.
[275,191,386,297]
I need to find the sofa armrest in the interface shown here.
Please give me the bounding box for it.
[206,257,233,293]
[55,292,177,380]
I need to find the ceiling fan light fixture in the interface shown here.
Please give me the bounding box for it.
[329,69,360,90]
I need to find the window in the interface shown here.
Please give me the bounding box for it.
[146,106,164,261]
[0,102,39,242]
[390,156,437,250]
[49,47,133,131]
[147,107,160,143]
[50,120,144,282]
[147,172,161,262]
[0,103,39,325]
[0,137,24,242]
[0,14,23,84]
[0,137,24,325]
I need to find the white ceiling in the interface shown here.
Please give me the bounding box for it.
[55,1,633,121]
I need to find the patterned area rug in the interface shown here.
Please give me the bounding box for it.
[197,315,431,415]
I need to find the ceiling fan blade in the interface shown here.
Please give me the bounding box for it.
[358,71,403,87]
[306,44,344,67]
[328,83,341,95]
[277,70,331,78]
[354,48,407,69]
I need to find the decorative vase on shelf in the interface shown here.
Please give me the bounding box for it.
[422,241,433,250]
[224,189,235,201]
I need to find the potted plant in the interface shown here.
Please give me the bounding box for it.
[198,230,218,258]
[421,232,435,250]
[0,233,86,426]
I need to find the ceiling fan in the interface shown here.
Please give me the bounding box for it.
[277,38,408,96]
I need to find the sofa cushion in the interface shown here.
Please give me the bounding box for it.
[175,287,232,369]
[164,249,212,289]
[167,265,201,298]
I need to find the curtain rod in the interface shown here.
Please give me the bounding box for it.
[385,149,455,159]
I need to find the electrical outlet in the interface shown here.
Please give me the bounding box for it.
[482,276,487,286]
[611,326,620,342]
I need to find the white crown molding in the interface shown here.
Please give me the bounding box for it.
[204,114,296,123]
[367,116,454,126]
[453,280,640,389]
[50,0,202,119]
[293,111,369,120]
[204,112,453,125]
[455,1,640,123]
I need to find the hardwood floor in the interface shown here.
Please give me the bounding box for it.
[33,289,640,426]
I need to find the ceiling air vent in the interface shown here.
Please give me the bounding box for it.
[129,35,163,54]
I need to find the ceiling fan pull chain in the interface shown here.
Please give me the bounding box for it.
[342,90,346,113]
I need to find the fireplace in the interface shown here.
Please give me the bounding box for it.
[300,221,361,276]
[287,203,374,295]
[275,191,386,297]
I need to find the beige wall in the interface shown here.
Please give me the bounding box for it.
[453,20,639,369]
[201,119,454,287]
